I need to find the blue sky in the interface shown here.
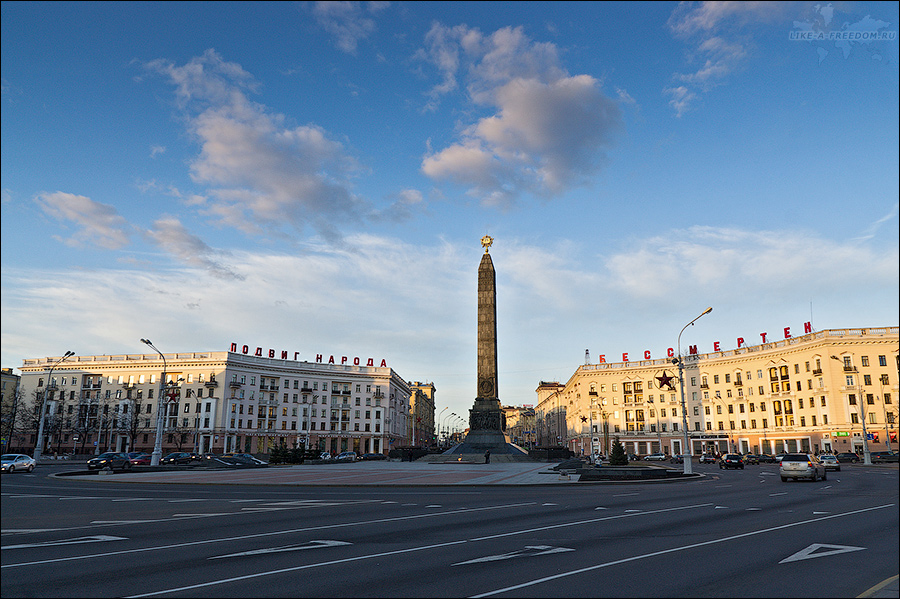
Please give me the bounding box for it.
[2,1,898,421]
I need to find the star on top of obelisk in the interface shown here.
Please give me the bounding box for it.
[481,235,494,252]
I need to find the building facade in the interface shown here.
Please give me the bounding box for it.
[408,381,437,447]
[536,327,899,458]
[12,351,411,458]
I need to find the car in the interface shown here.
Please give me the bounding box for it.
[223,452,266,465]
[699,454,717,464]
[335,451,357,462]
[643,453,667,461]
[757,453,776,463]
[742,454,759,465]
[2,454,36,473]
[358,452,388,461]
[669,454,684,464]
[780,453,827,482]
[870,451,899,463]
[87,452,132,471]
[819,454,841,471]
[160,452,195,465]
[319,452,333,460]
[128,453,152,466]
[836,452,860,463]
[719,453,745,469]
[774,454,787,464]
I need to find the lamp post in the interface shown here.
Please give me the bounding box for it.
[599,398,610,457]
[437,407,448,447]
[441,412,456,447]
[879,376,891,453]
[674,307,712,475]
[589,399,595,459]
[831,354,872,465]
[141,339,168,467]
[34,351,75,461]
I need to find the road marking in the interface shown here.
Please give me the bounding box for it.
[2,535,126,550]
[210,540,351,559]
[780,543,865,563]
[453,546,574,566]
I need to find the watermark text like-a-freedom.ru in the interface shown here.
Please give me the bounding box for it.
[790,30,897,41]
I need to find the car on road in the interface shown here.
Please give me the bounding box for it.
[223,452,266,465]
[699,454,717,464]
[319,452,333,460]
[358,452,388,461]
[643,453,667,461]
[742,454,759,465]
[757,453,775,463]
[719,453,745,470]
[335,451,357,462]
[870,451,899,463]
[160,452,196,465]
[87,452,132,471]
[669,454,684,464]
[780,453,827,482]
[2,454,36,473]
[128,453,152,466]
[819,454,841,471]
[836,452,860,463]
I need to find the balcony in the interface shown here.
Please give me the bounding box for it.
[229,380,242,388]
[812,368,823,375]
[205,377,219,388]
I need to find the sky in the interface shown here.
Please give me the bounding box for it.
[2,1,898,423]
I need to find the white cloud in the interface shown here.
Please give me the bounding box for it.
[145,217,244,280]
[418,25,622,206]
[145,49,369,243]
[33,191,131,249]
[311,1,389,54]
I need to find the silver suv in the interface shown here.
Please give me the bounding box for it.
[780,453,827,482]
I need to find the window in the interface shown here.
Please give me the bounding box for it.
[849,394,857,405]
[885,393,892,405]
[879,355,887,366]
[861,356,869,367]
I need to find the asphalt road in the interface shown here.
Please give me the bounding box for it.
[2,461,897,597]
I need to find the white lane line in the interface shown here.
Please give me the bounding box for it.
[471,503,894,598]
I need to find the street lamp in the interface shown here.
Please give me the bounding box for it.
[437,407,448,447]
[34,351,75,461]
[878,376,891,453]
[674,307,712,475]
[442,412,457,447]
[831,354,872,465]
[599,398,610,457]
[141,338,168,466]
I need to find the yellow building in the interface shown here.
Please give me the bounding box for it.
[536,327,899,458]
[408,381,437,447]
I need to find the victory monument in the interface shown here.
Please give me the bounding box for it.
[439,236,531,461]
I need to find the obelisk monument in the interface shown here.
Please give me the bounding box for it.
[462,236,511,448]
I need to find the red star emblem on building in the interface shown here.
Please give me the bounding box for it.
[656,371,677,391]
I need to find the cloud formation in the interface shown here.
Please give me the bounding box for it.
[418,25,622,207]
[33,191,131,249]
[311,1,389,54]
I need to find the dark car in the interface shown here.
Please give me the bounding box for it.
[757,453,776,463]
[719,453,745,470]
[160,452,195,465]
[669,454,684,464]
[358,453,388,461]
[87,452,131,471]
[870,451,899,463]
[742,454,759,465]
[837,452,860,463]
[699,454,717,464]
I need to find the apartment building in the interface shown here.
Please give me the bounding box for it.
[12,350,411,457]
[536,327,899,458]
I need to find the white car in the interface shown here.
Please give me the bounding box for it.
[1,454,37,473]
[643,453,667,461]
[780,453,827,482]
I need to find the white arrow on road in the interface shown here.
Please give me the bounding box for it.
[209,539,351,559]
[2,535,126,550]
[452,545,574,566]
[780,543,865,563]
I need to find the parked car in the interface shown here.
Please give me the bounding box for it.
[780,453,827,482]
[319,452,333,461]
[643,453,667,461]
[160,452,195,465]
[669,454,684,464]
[128,453,152,466]
[742,454,759,465]
[358,453,388,461]
[836,452,860,463]
[87,452,132,471]
[774,454,787,464]
[819,454,841,471]
[335,451,357,462]
[757,453,776,463]
[870,451,899,463]
[719,453,745,470]
[223,452,266,465]
[699,454,717,464]
[2,454,36,473]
